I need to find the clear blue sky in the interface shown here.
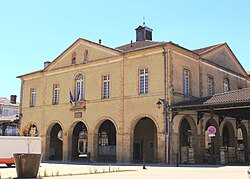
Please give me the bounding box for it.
[1,0,250,101]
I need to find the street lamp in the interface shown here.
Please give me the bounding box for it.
[156,100,163,109]
[156,98,170,164]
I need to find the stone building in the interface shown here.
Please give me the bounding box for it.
[0,95,19,136]
[18,24,250,164]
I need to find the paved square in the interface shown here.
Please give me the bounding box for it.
[0,163,249,179]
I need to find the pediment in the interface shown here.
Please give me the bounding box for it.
[44,38,121,71]
[200,44,247,77]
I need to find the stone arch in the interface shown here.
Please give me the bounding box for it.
[221,121,235,147]
[22,121,40,136]
[94,117,117,162]
[46,121,64,161]
[94,116,118,134]
[68,120,89,137]
[129,114,160,134]
[74,71,86,79]
[178,115,198,164]
[237,123,248,162]
[46,120,64,136]
[68,120,88,161]
[203,118,220,160]
[131,115,158,163]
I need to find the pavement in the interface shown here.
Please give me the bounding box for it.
[0,162,249,179]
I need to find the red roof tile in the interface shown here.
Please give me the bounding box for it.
[171,87,250,109]
[0,97,19,106]
[193,43,223,55]
[205,88,250,104]
[116,41,164,52]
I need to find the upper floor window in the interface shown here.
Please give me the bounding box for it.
[30,88,36,107]
[84,49,88,63]
[102,75,110,99]
[76,74,84,101]
[139,68,148,94]
[72,52,76,65]
[183,69,190,96]
[208,76,214,96]
[53,84,60,105]
[223,77,230,92]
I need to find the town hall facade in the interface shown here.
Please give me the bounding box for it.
[18,25,250,164]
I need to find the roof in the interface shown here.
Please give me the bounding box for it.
[170,88,250,120]
[247,71,250,75]
[0,97,19,107]
[116,40,164,52]
[205,88,250,105]
[193,43,224,55]
[0,115,19,125]
[171,87,250,110]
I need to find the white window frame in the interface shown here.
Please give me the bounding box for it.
[30,88,36,107]
[53,84,60,105]
[208,76,214,96]
[102,75,110,99]
[76,74,84,101]
[183,69,190,96]
[139,68,148,94]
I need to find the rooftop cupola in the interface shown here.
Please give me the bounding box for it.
[135,23,153,41]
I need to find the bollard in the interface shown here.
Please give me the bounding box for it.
[176,153,179,167]
[143,154,146,169]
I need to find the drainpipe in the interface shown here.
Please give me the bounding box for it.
[19,79,24,129]
[163,46,169,164]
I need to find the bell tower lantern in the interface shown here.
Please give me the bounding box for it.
[135,23,153,42]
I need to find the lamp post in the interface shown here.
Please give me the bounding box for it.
[156,98,170,164]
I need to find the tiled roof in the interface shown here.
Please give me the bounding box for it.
[0,97,19,106]
[116,41,164,52]
[0,115,18,124]
[205,88,250,105]
[171,87,250,109]
[193,43,223,55]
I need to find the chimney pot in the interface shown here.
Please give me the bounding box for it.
[44,61,51,68]
[10,95,17,104]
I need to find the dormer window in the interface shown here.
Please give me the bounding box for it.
[84,50,88,63]
[72,52,76,65]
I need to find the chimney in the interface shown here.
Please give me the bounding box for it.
[44,61,51,68]
[10,95,17,104]
[135,24,153,42]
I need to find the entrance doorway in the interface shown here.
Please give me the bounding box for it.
[98,120,116,161]
[179,118,195,164]
[49,123,63,160]
[133,117,157,163]
[236,124,248,162]
[72,122,88,161]
[222,122,235,163]
[133,140,143,161]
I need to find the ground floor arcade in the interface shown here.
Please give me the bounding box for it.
[27,112,249,165]
[39,116,161,163]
